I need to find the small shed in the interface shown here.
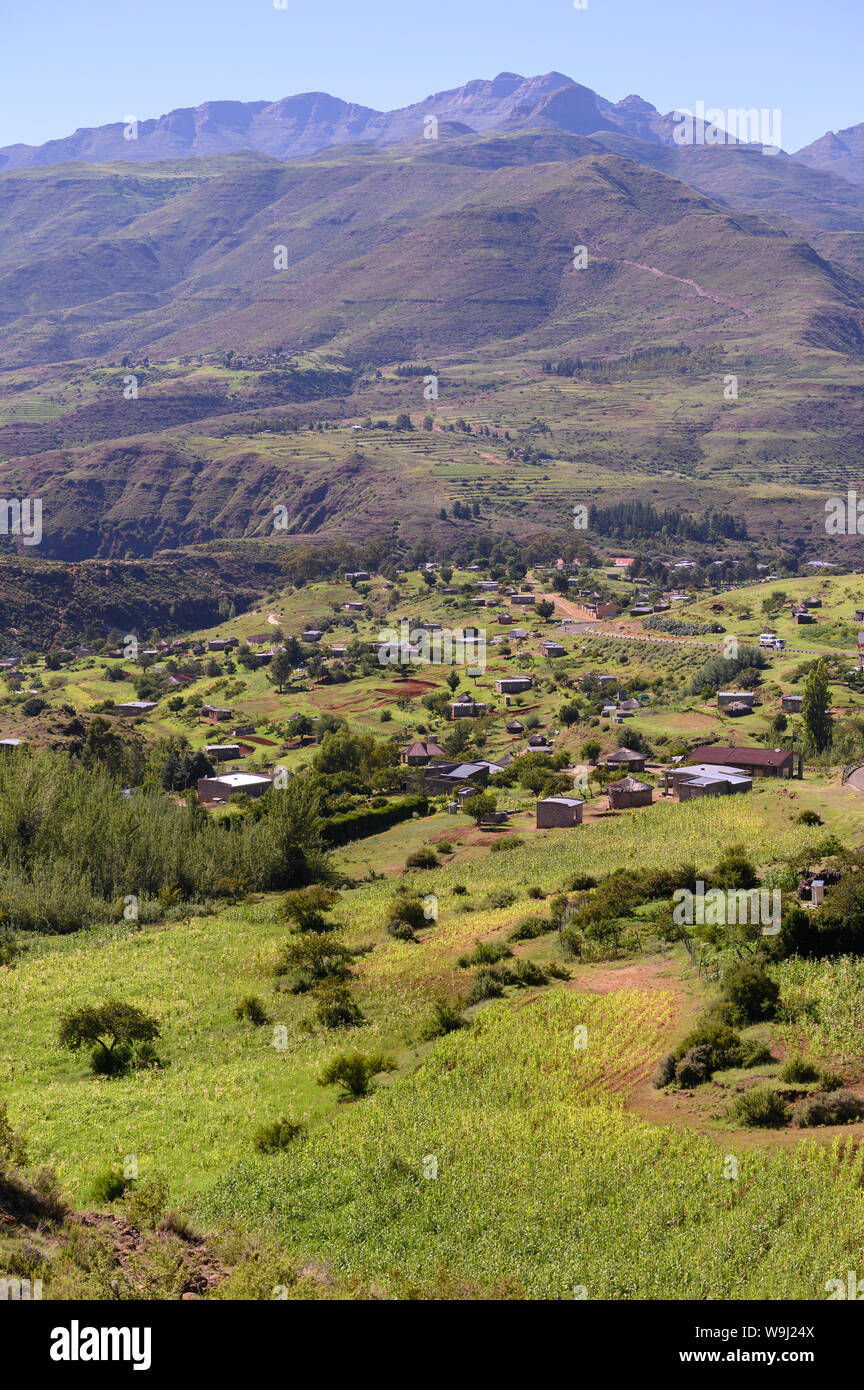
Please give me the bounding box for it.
[536,796,584,828]
[607,776,653,810]
[204,743,241,762]
[717,691,757,710]
[605,747,648,773]
[495,676,532,694]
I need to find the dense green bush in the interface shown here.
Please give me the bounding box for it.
[779,1056,818,1083]
[675,1015,742,1071]
[511,960,548,989]
[313,982,363,1029]
[481,889,517,910]
[738,1039,774,1068]
[419,1001,466,1041]
[458,940,512,968]
[384,894,430,933]
[464,970,506,1005]
[508,915,553,942]
[0,749,326,932]
[272,934,353,993]
[253,1118,304,1153]
[818,1070,844,1093]
[729,1086,788,1128]
[124,1174,170,1230]
[90,1167,132,1205]
[317,1051,396,1097]
[322,797,429,846]
[387,918,417,941]
[234,996,270,1026]
[720,959,780,1023]
[405,848,440,870]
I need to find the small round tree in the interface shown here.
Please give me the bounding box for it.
[58,1000,161,1075]
[317,1051,396,1098]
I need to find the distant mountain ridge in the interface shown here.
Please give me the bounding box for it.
[0,71,752,171]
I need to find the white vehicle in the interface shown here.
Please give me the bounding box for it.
[759,632,777,649]
[773,637,786,652]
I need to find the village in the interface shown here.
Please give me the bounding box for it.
[0,556,859,855]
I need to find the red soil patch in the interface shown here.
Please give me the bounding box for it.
[375,679,437,699]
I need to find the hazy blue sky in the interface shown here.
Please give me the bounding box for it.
[2,0,862,152]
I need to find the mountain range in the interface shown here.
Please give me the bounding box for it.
[2,71,861,184]
[3,73,864,570]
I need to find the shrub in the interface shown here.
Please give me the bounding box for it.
[818,1070,844,1092]
[313,982,363,1029]
[527,886,546,900]
[452,885,468,896]
[234,996,270,1026]
[0,933,22,968]
[436,841,453,855]
[458,940,512,968]
[729,1086,788,1128]
[797,1089,864,1127]
[384,894,428,933]
[387,918,417,942]
[709,845,759,891]
[675,1016,742,1071]
[508,915,552,942]
[272,935,353,992]
[675,1045,713,1087]
[253,1118,304,1153]
[738,1039,773,1068]
[464,970,506,1005]
[317,1051,396,1097]
[405,848,439,870]
[490,837,524,853]
[570,874,597,891]
[546,962,571,980]
[482,889,516,910]
[720,959,780,1023]
[419,1001,466,1040]
[0,1101,28,1172]
[511,960,548,989]
[90,1167,132,1205]
[124,1174,170,1230]
[779,1056,818,1084]
[652,1052,677,1088]
[280,885,339,933]
[795,810,823,826]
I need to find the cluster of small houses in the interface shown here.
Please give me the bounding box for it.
[717,690,804,718]
[398,735,802,829]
